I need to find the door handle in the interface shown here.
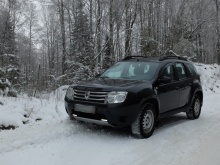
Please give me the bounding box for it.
[175,87,179,90]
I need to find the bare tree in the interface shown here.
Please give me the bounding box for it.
[124,0,137,56]
[214,0,220,64]
[58,0,67,78]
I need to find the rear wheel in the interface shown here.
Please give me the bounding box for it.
[131,103,156,138]
[186,95,201,119]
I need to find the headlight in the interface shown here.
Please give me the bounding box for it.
[107,91,128,103]
[66,87,74,100]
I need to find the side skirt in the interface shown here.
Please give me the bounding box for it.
[159,106,189,119]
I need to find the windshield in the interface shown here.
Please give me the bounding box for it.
[100,61,159,81]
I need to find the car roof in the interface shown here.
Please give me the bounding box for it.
[121,55,189,64]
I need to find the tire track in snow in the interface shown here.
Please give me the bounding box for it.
[0,119,85,154]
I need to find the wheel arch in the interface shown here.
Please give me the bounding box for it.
[141,98,159,119]
[195,90,203,106]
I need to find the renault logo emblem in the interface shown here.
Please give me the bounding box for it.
[85,91,90,100]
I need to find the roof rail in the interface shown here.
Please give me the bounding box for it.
[159,55,188,61]
[122,56,146,61]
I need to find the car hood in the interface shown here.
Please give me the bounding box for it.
[71,78,151,91]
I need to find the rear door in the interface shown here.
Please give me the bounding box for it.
[157,63,179,113]
[175,63,191,108]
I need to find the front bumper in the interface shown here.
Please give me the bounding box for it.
[72,115,111,126]
[65,97,140,128]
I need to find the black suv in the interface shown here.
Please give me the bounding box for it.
[65,56,203,138]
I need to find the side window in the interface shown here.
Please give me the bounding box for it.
[161,65,175,81]
[175,63,187,79]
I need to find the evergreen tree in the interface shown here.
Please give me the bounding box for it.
[0,7,19,96]
[72,0,94,80]
[0,8,16,66]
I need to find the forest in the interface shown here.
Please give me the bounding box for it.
[0,0,220,95]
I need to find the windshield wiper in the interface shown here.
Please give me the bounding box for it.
[100,76,110,78]
[119,76,131,79]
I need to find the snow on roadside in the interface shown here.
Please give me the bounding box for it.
[195,63,220,93]
[0,86,68,129]
[0,92,220,165]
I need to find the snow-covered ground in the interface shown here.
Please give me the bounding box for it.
[0,63,220,165]
[0,86,68,129]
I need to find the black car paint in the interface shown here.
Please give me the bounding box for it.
[65,79,156,128]
[65,59,203,128]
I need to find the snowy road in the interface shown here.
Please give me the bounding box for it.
[0,92,220,165]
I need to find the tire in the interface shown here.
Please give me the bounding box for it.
[69,114,74,120]
[131,103,156,138]
[66,109,74,120]
[186,94,201,119]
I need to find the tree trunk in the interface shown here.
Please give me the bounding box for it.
[96,0,102,63]
[125,0,130,56]
[138,0,143,55]
[58,0,67,79]
[215,0,220,64]
[89,0,93,35]
[109,0,114,62]
[125,0,137,56]
[156,0,161,56]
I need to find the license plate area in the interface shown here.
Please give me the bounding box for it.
[74,104,96,114]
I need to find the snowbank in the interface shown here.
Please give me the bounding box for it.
[195,63,220,93]
[0,86,68,129]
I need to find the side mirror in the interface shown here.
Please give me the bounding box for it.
[158,76,172,84]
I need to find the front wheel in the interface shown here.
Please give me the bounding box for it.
[131,103,156,138]
[186,95,201,119]
[66,109,74,120]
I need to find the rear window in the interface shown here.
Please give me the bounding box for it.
[175,63,187,79]
[186,63,198,76]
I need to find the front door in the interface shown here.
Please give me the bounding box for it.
[157,64,179,113]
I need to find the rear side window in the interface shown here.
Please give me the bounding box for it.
[186,63,198,76]
[175,63,187,79]
[161,65,175,81]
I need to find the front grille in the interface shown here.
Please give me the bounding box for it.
[74,89,108,104]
